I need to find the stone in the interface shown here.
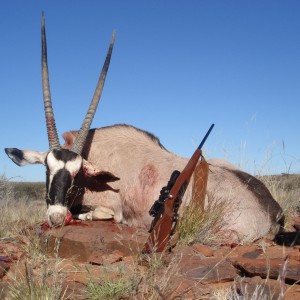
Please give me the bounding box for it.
[257,245,300,260]
[89,249,124,265]
[62,260,120,285]
[288,248,300,261]
[235,276,281,299]
[0,240,24,262]
[232,257,300,282]
[3,217,300,300]
[165,276,210,299]
[192,243,213,257]
[226,245,262,259]
[284,283,300,300]
[179,256,237,283]
[42,220,148,262]
[235,275,300,300]
[212,246,231,258]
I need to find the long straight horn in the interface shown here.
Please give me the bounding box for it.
[42,14,60,150]
[71,31,116,155]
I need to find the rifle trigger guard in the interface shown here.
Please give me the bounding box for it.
[170,213,179,236]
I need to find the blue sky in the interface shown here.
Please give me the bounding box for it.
[0,0,299,181]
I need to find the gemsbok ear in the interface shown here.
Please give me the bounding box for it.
[5,148,47,166]
[61,131,76,148]
[82,159,120,182]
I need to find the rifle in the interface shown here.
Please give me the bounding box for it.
[142,124,214,253]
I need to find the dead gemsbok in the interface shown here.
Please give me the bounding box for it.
[5,17,284,242]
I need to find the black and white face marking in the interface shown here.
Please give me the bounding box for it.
[46,149,83,205]
[45,149,82,226]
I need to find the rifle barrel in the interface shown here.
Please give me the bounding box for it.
[198,124,214,150]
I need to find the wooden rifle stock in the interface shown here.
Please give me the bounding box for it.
[143,124,214,253]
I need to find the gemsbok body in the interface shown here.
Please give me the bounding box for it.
[5,17,284,243]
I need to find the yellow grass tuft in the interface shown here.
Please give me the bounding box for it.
[178,200,226,246]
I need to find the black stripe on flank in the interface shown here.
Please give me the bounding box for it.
[229,168,284,225]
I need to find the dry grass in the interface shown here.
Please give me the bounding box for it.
[1,171,299,299]
[259,174,300,230]
[86,276,133,300]
[134,253,183,299]
[0,200,45,239]
[178,200,226,246]
[0,176,66,299]
[0,175,46,238]
[6,259,67,300]
[83,250,182,299]
[0,175,184,300]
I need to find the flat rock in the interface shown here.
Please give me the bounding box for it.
[0,240,24,262]
[178,256,237,283]
[42,221,148,262]
[288,248,300,261]
[232,257,300,282]
[2,220,300,300]
[257,245,300,260]
[235,275,300,300]
[192,243,214,257]
[165,276,211,299]
[235,276,281,299]
[89,249,124,265]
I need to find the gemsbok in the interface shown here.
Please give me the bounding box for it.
[5,16,284,242]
